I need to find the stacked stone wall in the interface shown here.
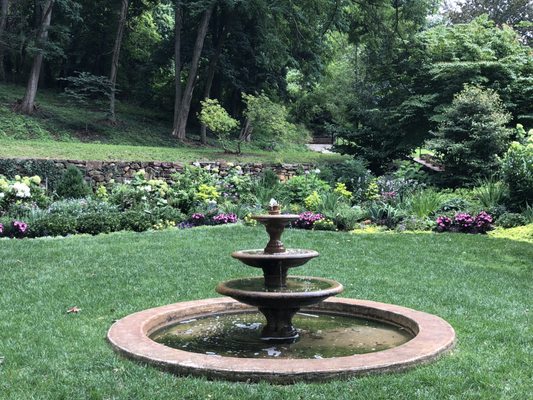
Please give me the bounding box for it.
[0,158,316,187]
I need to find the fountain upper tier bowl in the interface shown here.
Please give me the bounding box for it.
[231,249,319,269]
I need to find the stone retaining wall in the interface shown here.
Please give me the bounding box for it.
[0,158,316,187]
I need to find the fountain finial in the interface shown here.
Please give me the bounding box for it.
[268,198,280,215]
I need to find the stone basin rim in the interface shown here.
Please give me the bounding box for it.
[107,297,456,383]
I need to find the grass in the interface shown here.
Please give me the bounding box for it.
[1,226,532,399]
[0,83,345,164]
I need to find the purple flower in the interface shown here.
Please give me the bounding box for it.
[454,213,474,229]
[212,213,238,225]
[13,221,28,234]
[0,223,3,234]
[293,212,323,229]
[177,221,195,229]
[435,216,452,232]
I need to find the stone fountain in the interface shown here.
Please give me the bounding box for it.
[108,201,456,383]
[216,200,342,342]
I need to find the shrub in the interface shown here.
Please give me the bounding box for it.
[198,99,239,152]
[405,189,443,218]
[29,213,78,237]
[496,212,528,228]
[281,173,330,204]
[318,158,373,201]
[473,179,508,209]
[332,205,367,231]
[0,174,49,212]
[119,209,155,232]
[436,211,493,234]
[366,203,404,228]
[500,141,533,209]
[313,218,337,231]
[430,85,512,186]
[243,92,310,148]
[396,217,436,232]
[56,166,91,199]
[77,211,121,235]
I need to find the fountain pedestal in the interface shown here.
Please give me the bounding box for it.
[216,209,343,342]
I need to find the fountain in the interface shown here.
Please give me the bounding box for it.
[108,200,456,383]
[217,200,342,342]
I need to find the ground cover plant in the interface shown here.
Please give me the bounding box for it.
[0,226,531,399]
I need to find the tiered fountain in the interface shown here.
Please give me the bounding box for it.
[217,200,342,342]
[108,201,456,383]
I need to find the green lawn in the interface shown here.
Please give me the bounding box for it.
[1,226,532,399]
[0,83,345,164]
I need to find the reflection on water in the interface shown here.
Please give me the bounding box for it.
[152,312,414,359]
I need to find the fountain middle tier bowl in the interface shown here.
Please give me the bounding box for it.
[232,249,319,269]
[216,276,343,308]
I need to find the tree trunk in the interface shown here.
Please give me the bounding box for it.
[109,0,129,123]
[171,0,183,136]
[174,2,215,140]
[18,0,54,114]
[0,0,9,81]
[200,22,227,144]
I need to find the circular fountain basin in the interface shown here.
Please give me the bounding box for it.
[152,311,414,358]
[107,298,456,383]
[231,249,319,269]
[216,276,343,308]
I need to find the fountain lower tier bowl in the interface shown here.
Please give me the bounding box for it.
[107,298,456,384]
[215,276,343,309]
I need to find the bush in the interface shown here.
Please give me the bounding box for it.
[500,141,533,209]
[29,213,78,237]
[405,189,443,218]
[496,212,528,228]
[281,173,330,204]
[119,209,155,232]
[56,166,91,199]
[243,92,310,148]
[436,211,493,234]
[332,205,367,231]
[367,203,404,228]
[313,218,337,231]
[77,211,121,235]
[430,85,512,186]
[473,179,508,209]
[396,217,436,232]
[318,158,373,201]
[198,99,239,152]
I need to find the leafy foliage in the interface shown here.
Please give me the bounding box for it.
[430,85,512,186]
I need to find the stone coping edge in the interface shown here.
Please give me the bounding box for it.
[107,297,456,384]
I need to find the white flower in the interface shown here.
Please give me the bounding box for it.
[304,170,310,175]
[314,168,321,174]
[12,182,31,198]
[142,185,152,192]
[0,193,4,199]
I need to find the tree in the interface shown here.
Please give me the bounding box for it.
[335,16,532,173]
[0,0,8,81]
[109,0,130,123]
[430,85,512,186]
[17,0,54,114]
[172,0,215,139]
